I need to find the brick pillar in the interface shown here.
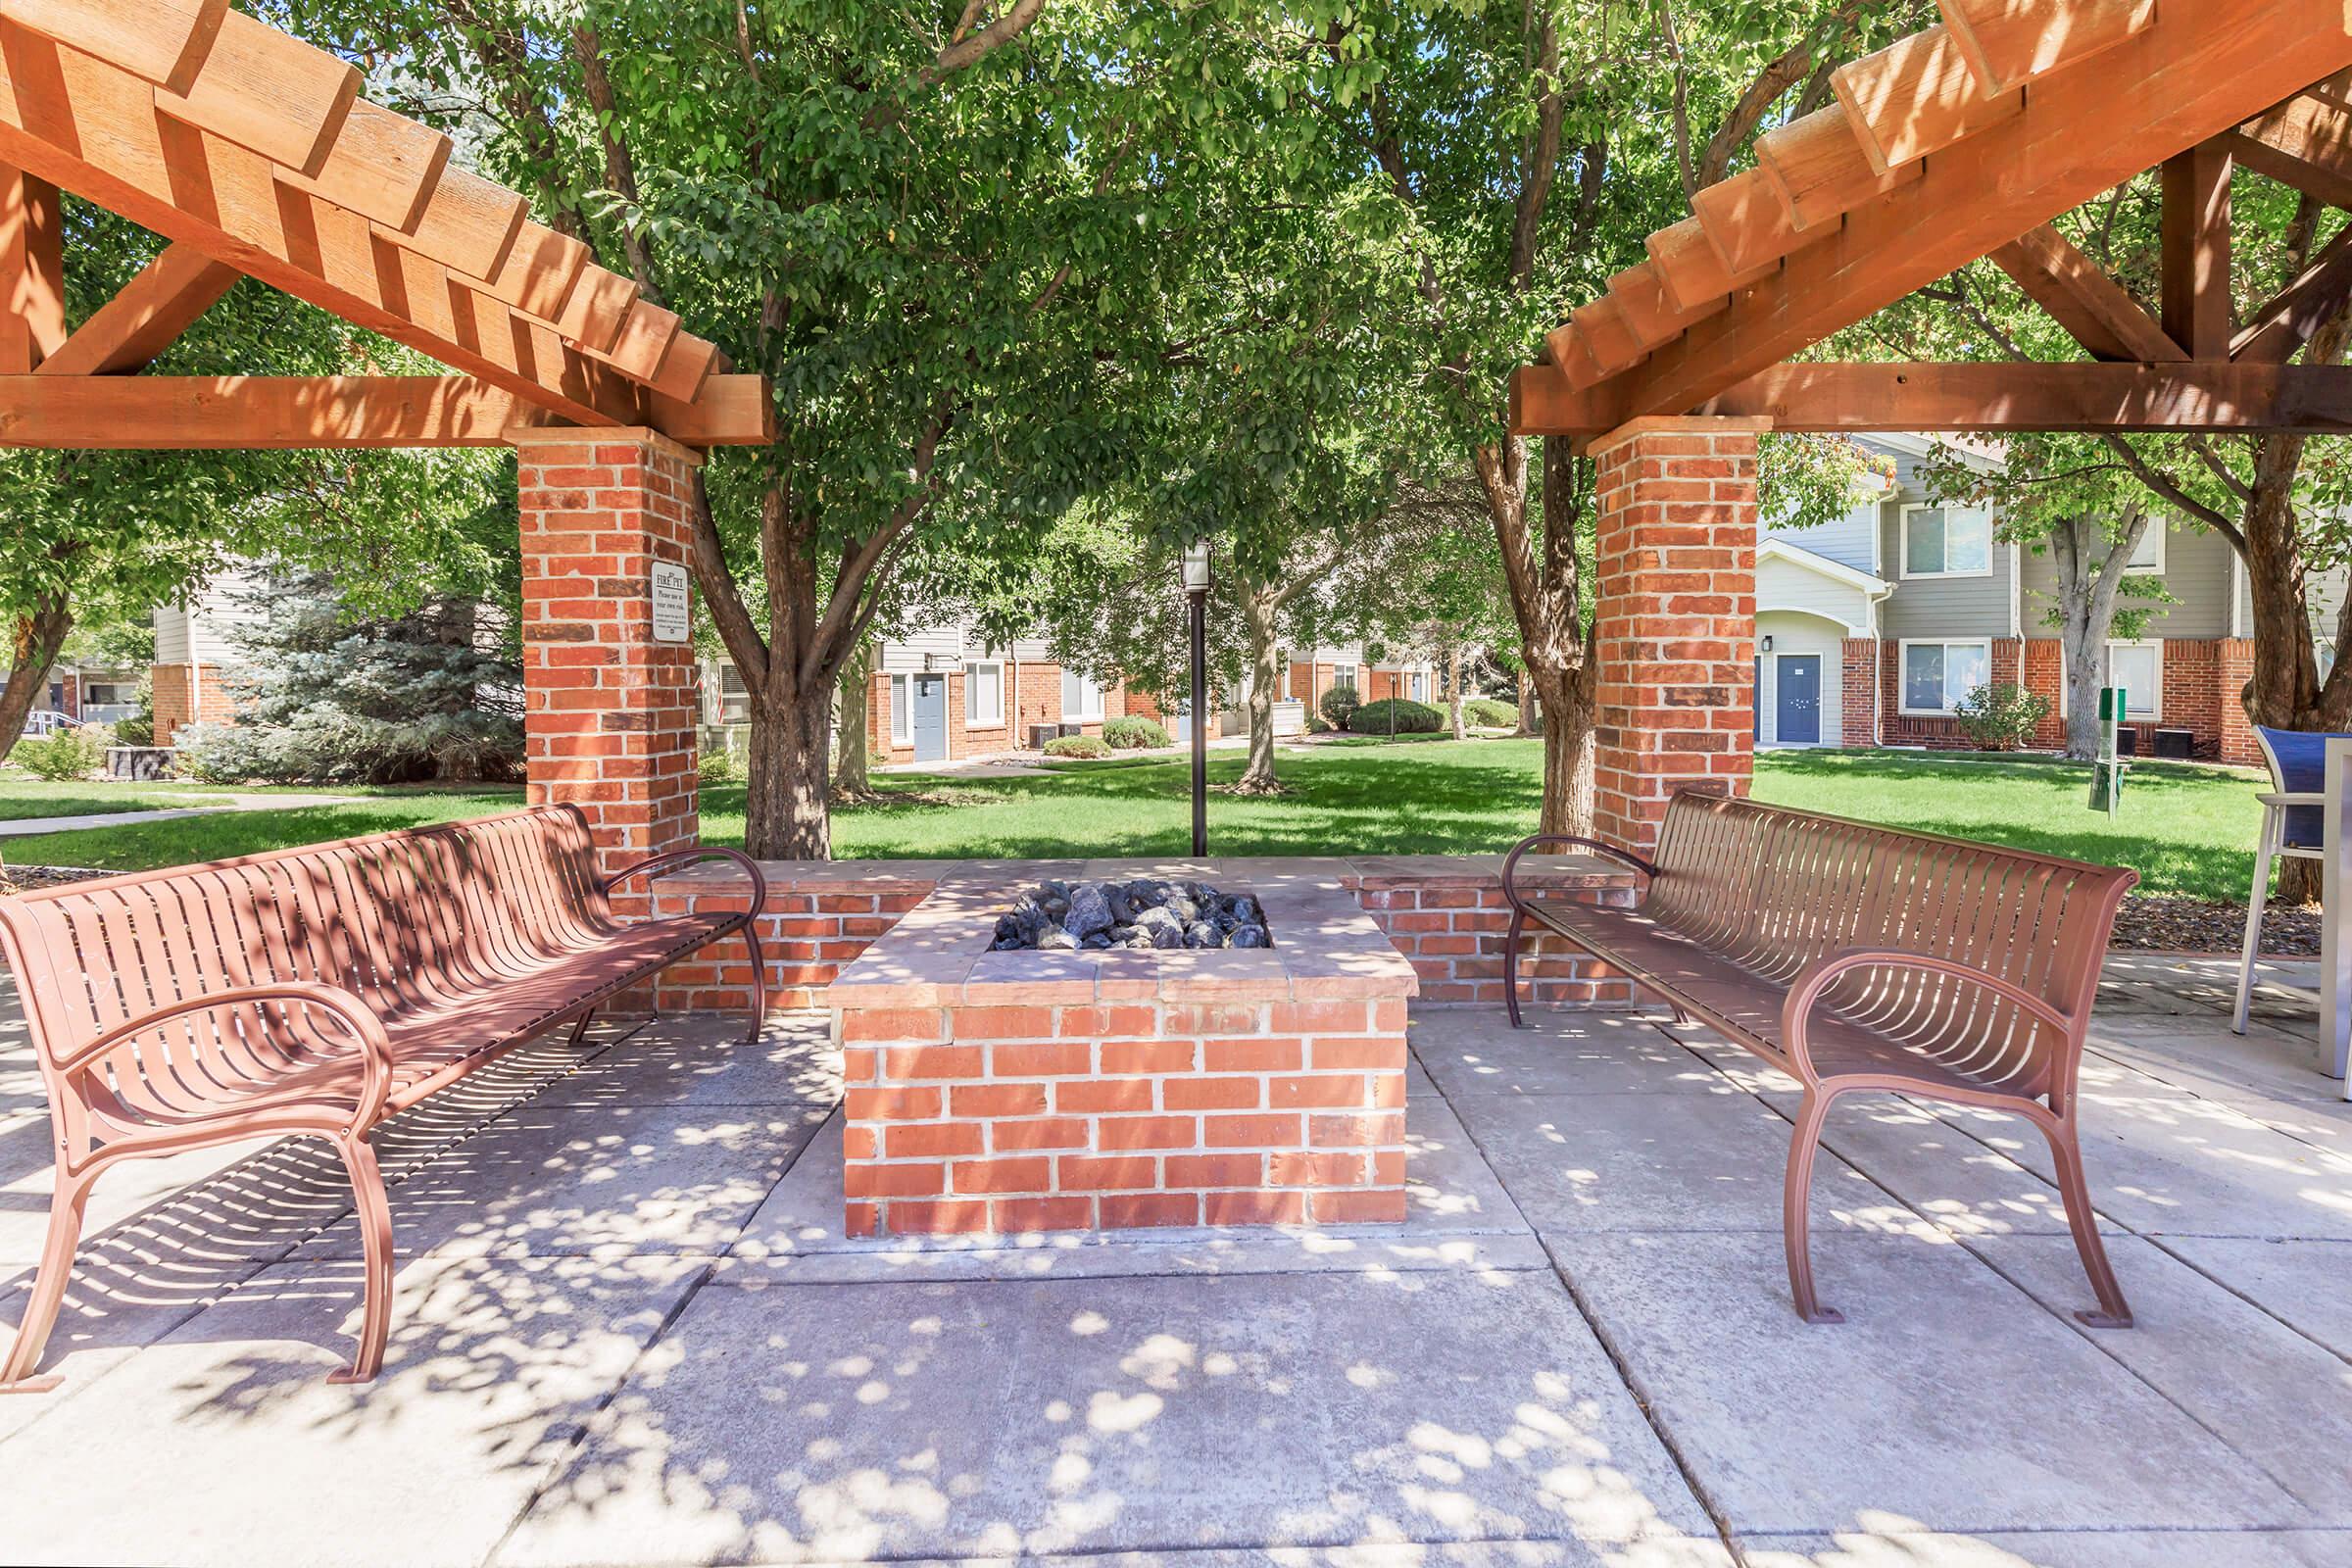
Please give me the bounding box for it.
[2218,637,2260,766]
[1590,416,1764,855]
[1839,638,1878,748]
[514,428,703,879]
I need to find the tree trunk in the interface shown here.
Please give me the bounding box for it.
[2048,514,2146,762]
[0,597,73,760]
[743,683,833,859]
[1446,645,1467,741]
[1516,682,1535,735]
[1235,586,1284,794]
[1529,662,1594,835]
[833,637,873,795]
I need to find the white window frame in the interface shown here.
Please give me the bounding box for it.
[1898,503,1994,580]
[1408,670,1429,702]
[1062,669,1104,722]
[964,659,1004,728]
[1331,666,1357,693]
[889,674,910,744]
[1897,637,1994,716]
[2123,521,2166,574]
[2104,639,2163,720]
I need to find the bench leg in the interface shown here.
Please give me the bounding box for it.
[2233,816,2278,1036]
[0,1165,96,1393]
[1503,906,1527,1029]
[2036,1112,2134,1329]
[326,1133,397,1386]
[1783,1087,1844,1325]
[743,921,767,1046]
[566,1008,597,1049]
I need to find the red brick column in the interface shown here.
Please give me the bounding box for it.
[514,427,702,879]
[1590,416,1764,854]
[1839,638,1878,748]
[2218,638,2260,765]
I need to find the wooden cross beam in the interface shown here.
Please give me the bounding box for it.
[1511,361,2352,438]
[1989,223,2185,363]
[34,241,238,375]
[0,164,63,371]
[2234,225,2352,363]
[0,373,775,447]
[2161,138,2234,359]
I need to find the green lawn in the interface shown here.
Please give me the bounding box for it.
[0,779,231,821]
[0,740,2272,903]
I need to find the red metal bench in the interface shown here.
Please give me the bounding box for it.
[0,805,764,1391]
[1503,790,2136,1329]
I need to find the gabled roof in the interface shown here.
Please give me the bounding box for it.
[1757,537,1891,598]
[0,0,768,444]
[1517,0,2352,436]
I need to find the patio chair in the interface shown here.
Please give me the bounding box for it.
[2232,724,2347,1034]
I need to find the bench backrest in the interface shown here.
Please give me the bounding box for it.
[1646,791,2135,1096]
[0,806,611,1090]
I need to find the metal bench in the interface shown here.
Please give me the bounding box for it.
[0,805,764,1392]
[1502,790,2137,1328]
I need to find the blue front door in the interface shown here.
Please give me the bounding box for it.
[1776,655,1821,745]
[911,674,949,761]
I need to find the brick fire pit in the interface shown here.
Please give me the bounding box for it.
[827,863,1418,1238]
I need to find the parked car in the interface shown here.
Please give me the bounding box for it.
[21,710,82,737]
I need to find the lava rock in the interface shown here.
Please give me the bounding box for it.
[1183,919,1221,949]
[1136,906,1185,948]
[1037,926,1077,951]
[1065,882,1114,939]
[1163,895,1199,925]
[1231,923,1269,948]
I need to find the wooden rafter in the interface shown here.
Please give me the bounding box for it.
[35,239,235,374]
[0,373,774,446]
[1989,222,2185,363]
[2223,128,2352,212]
[1531,1,2352,432]
[2233,225,2352,363]
[1512,361,2352,437]
[2161,138,2233,359]
[0,163,63,371]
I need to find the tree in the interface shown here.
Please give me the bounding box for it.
[1922,435,2167,760]
[317,0,1262,858]
[1286,2,1918,833]
[1346,473,1518,743]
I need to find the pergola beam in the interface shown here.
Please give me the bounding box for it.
[1512,361,2352,438]
[2161,138,2234,359]
[2235,225,2352,363]
[1989,222,2185,363]
[35,240,237,374]
[0,373,775,447]
[0,163,63,371]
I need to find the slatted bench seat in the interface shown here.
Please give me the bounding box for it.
[1502,789,2137,1329]
[0,805,764,1392]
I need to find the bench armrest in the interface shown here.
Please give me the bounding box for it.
[1501,832,1655,916]
[1780,948,2075,1085]
[602,847,768,914]
[2258,793,2328,807]
[56,983,396,1132]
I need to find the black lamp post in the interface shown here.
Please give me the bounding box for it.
[1181,540,1212,858]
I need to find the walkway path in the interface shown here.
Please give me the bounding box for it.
[0,958,2347,1564]
[0,790,362,840]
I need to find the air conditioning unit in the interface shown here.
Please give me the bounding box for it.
[1028,723,1059,750]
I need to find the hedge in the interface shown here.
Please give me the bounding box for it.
[1345,698,1444,735]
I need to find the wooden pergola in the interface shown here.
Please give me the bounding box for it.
[1513,0,2352,440]
[0,0,768,448]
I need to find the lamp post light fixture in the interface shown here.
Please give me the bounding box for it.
[1181,541,1212,858]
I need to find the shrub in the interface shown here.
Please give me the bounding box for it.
[1044,734,1112,759]
[1102,715,1170,750]
[1346,698,1444,735]
[699,748,741,786]
[1318,684,1361,730]
[1951,681,2051,752]
[1464,697,1518,729]
[12,723,108,781]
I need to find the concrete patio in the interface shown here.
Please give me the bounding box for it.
[2,956,2348,1568]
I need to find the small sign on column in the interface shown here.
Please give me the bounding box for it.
[651,562,691,644]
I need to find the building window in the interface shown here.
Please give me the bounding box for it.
[965,661,1004,727]
[1900,639,1991,714]
[2103,641,2162,719]
[2124,522,2165,573]
[1332,667,1356,693]
[1061,669,1104,722]
[1900,505,1992,578]
[890,674,910,744]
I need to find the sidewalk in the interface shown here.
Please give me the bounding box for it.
[0,790,363,839]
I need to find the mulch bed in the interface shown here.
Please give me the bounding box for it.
[2111,894,2319,957]
[0,864,112,896]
